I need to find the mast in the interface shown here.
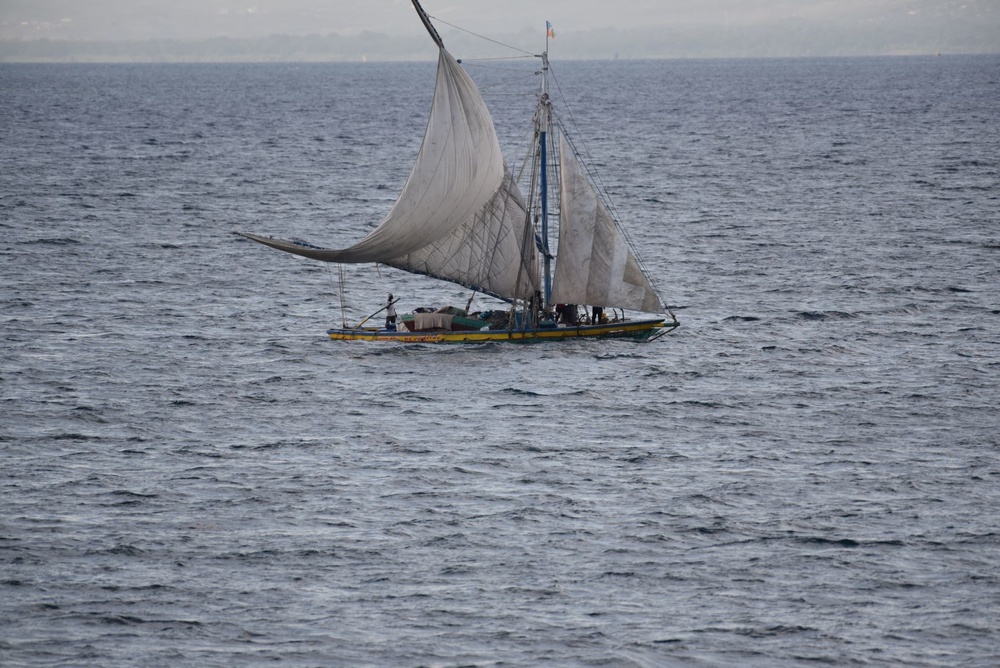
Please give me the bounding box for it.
[411,0,444,49]
[537,49,553,307]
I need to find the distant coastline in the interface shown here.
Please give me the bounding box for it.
[2,25,998,63]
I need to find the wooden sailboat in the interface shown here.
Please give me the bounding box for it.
[238,0,678,344]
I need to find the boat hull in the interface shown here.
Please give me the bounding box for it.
[327,319,674,343]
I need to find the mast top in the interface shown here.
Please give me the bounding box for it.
[411,0,444,49]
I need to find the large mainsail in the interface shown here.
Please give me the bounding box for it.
[550,130,662,313]
[240,47,539,302]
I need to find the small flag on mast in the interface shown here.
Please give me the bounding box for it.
[546,21,555,39]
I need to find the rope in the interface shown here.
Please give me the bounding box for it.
[460,55,536,63]
[336,263,348,328]
[547,62,673,317]
[428,14,536,56]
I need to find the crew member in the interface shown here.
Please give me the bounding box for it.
[557,303,578,325]
[385,293,397,330]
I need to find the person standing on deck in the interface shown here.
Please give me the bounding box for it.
[385,294,397,331]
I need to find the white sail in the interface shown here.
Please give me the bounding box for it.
[393,166,539,300]
[241,0,674,340]
[550,130,662,313]
[241,47,539,301]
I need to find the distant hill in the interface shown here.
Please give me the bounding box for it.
[2,0,997,62]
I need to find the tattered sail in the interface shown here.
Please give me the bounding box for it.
[240,47,539,302]
[550,130,662,313]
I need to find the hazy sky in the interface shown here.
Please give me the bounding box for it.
[0,0,990,40]
[2,0,997,61]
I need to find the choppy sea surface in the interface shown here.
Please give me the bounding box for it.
[2,55,999,666]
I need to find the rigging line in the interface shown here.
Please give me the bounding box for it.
[510,132,542,320]
[556,111,668,309]
[548,64,629,238]
[547,63,605,204]
[478,84,541,94]
[477,76,541,94]
[557,114,626,231]
[426,184,509,292]
[460,55,537,62]
[460,63,539,93]
[513,127,535,186]
[483,173,526,296]
[548,74,646,284]
[337,263,348,329]
[548,64,669,310]
[428,14,536,56]
[480,92,541,100]
[463,63,539,74]
[325,263,339,325]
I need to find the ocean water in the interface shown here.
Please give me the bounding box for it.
[2,55,999,666]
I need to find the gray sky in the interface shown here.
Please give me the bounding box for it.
[1,0,997,58]
[0,0,990,39]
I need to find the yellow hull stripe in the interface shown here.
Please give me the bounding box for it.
[327,320,672,343]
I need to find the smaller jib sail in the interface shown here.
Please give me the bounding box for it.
[240,47,539,303]
[550,130,662,314]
